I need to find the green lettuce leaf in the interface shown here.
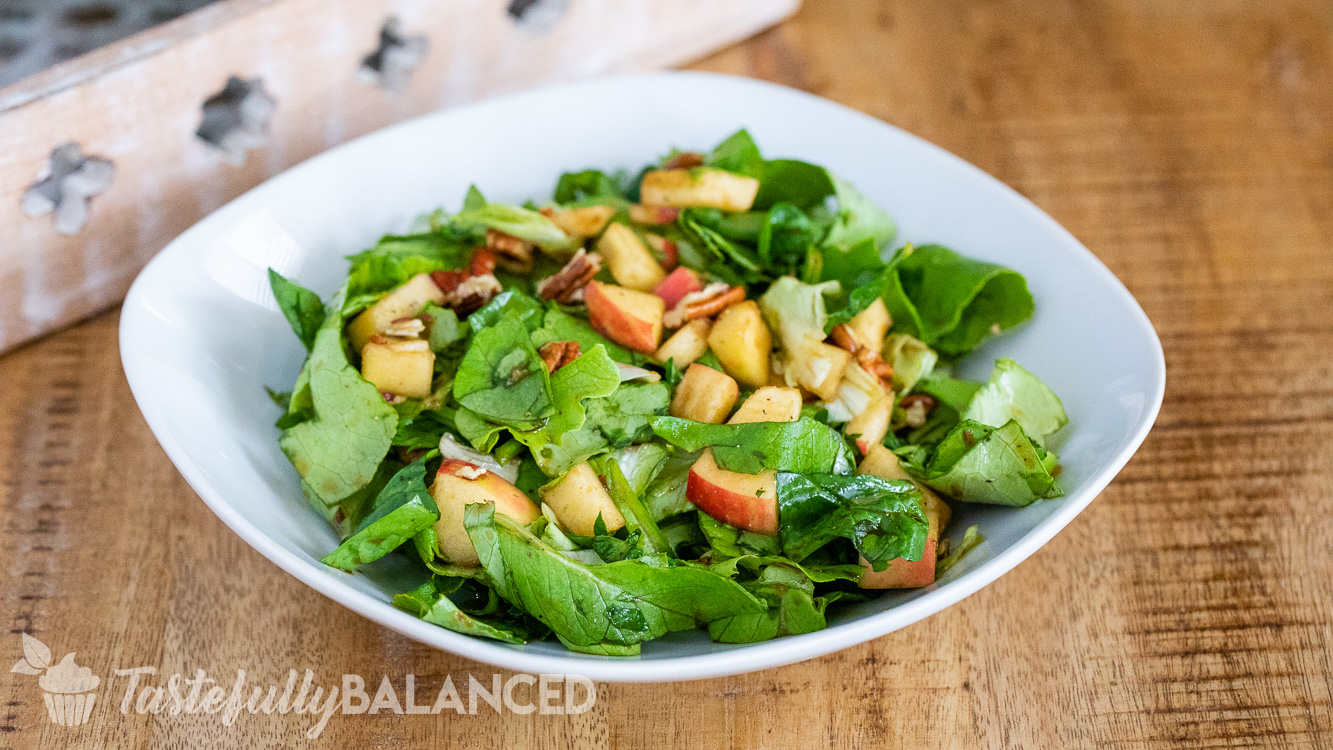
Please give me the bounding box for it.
[346,233,469,296]
[906,419,1061,506]
[267,270,325,350]
[452,317,553,429]
[962,358,1067,444]
[936,525,985,578]
[279,287,398,509]
[464,504,765,652]
[321,457,440,571]
[451,203,576,254]
[776,472,928,569]
[649,416,856,475]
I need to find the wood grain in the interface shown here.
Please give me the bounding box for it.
[3,0,1333,747]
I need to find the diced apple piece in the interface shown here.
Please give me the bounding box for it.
[596,223,666,291]
[585,281,664,354]
[653,267,703,309]
[546,205,615,238]
[360,338,434,398]
[654,318,712,367]
[707,300,772,388]
[643,234,679,271]
[347,273,446,351]
[432,459,540,566]
[729,386,803,424]
[627,204,681,225]
[857,444,952,589]
[670,363,739,424]
[639,168,760,212]
[687,450,777,535]
[845,392,894,454]
[787,341,851,402]
[541,463,626,537]
[846,298,892,356]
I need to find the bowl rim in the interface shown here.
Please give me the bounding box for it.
[120,70,1166,682]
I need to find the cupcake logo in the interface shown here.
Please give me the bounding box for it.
[10,633,100,727]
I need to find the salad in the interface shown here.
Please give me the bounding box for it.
[266,130,1067,655]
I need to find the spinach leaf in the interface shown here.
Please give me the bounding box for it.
[464,504,765,651]
[462,184,487,211]
[279,287,398,508]
[890,244,1034,357]
[392,409,453,450]
[553,169,626,204]
[818,237,884,288]
[394,578,530,644]
[453,317,553,429]
[346,233,469,296]
[961,358,1067,444]
[754,159,836,210]
[707,563,832,643]
[776,472,928,569]
[706,129,765,179]
[650,416,856,476]
[512,345,620,475]
[697,512,782,559]
[757,203,822,267]
[906,419,1061,506]
[585,382,670,447]
[530,306,640,364]
[468,290,546,334]
[609,444,669,496]
[267,269,325,350]
[321,457,440,571]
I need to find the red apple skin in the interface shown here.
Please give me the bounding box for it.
[584,281,664,353]
[686,450,778,535]
[653,267,703,310]
[859,538,937,589]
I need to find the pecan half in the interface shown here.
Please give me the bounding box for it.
[537,249,602,304]
[384,316,426,338]
[663,283,741,328]
[446,273,502,316]
[900,394,937,428]
[486,228,534,273]
[539,340,581,373]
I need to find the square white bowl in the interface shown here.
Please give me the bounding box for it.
[120,72,1164,682]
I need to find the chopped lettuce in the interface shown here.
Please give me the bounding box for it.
[906,419,1061,506]
[649,416,856,475]
[962,358,1067,444]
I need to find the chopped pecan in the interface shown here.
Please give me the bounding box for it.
[662,151,705,170]
[486,228,534,273]
[830,324,858,352]
[446,273,502,316]
[900,394,936,428]
[430,269,467,295]
[857,349,894,387]
[384,316,426,338]
[663,283,741,328]
[468,247,498,276]
[539,340,581,373]
[537,249,602,304]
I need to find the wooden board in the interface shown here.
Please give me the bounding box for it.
[2,0,1332,747]
[0,0,798,355]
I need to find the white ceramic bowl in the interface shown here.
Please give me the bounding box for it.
[120,72,1164,682]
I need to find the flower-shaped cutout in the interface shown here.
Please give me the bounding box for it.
[21,143,115,235]
[195,76,277,166]
[360,17,428,92]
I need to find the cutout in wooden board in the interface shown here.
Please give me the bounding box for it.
[195,76,277,166]
[360,16,428,92]
[21,142,115,236]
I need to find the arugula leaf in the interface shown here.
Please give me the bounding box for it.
[267,269,325,350]
[890,244,1034,357]
[346,233,469,296]
[394,578,530,644]
[777,472,928,569]
[679,208,766,283]
[453,317,553,429]
[450,203,576,254]
[279,287,398,508]
[464,504,765,651]
[906,419,1061,506]
[705,129,764,178]
[962,358,1067,444]
[321,457,440,571]
[649,416,856,476]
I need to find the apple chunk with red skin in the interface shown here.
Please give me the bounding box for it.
[652,267,703,310]
[585,281,664,353]
[856,444,952,589]
[431,459,540,566]
[685,386,803,536]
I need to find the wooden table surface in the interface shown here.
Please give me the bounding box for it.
[3,1,1333,747]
